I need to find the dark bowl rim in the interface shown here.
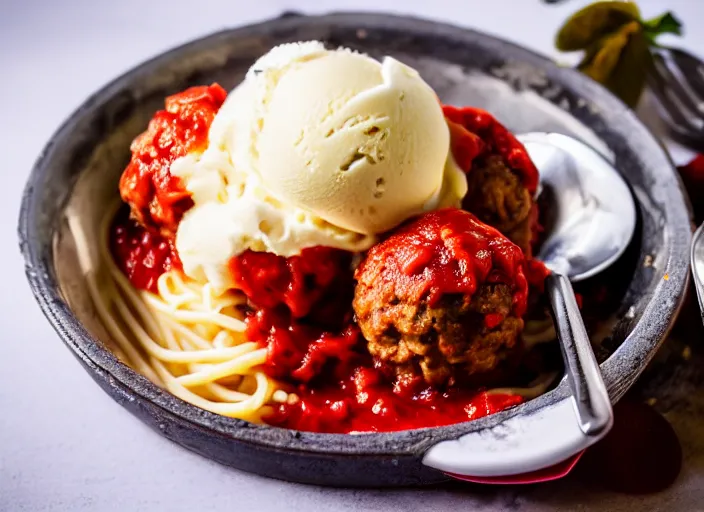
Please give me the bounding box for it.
[17,11,692,457]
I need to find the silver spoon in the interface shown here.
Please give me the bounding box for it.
[690,222,704,319]
[518,132,636,436]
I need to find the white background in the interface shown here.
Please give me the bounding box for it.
[2,1,703,511]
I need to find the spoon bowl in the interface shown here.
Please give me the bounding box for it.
[518,132,637,280]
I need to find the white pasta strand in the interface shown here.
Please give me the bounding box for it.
[68,212,162,384]
[176,348,267,387]
[112,294,258,363]
[205,383,256,403]
[523,318,557,348]
[487,371,559,399]
[143,294,247,332]
[156,272,199,308]
[154,312,216,350]
[153,362,272,418]
[65,203,286,423]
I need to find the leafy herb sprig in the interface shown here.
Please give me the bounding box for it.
[555,1,682,107]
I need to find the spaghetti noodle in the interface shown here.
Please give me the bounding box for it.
[69,203,289,423]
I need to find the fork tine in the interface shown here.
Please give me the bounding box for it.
[667,48,704,101]
[648,62,704,136]
[652,51,704,114]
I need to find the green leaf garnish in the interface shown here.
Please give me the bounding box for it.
[554,2,684,108]
[578,21,651,107]
[643,11,683,42]
[555,1,641,51]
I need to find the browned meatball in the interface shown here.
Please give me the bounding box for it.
[353,209,528,388]
[463,155,533,254]
[355,283,523,387]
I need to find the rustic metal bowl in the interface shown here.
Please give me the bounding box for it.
[18,12,691,487]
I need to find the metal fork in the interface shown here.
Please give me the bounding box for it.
[648,47,704,149]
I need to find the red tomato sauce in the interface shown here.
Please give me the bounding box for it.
[443,105,539,194]
[230,247,353,320]
[119,83,227,235]
[266,366,524,433]
[109,211,181,293]
[245,309,362,383]
[355,208,529,316]
[233,210,526,433]
[678,154,704,224]
[231,247,359,382]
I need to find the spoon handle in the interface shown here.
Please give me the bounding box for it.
[690,222,704,321]
[546,273,613,436]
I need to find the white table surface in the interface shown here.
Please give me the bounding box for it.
[2,1,703,510]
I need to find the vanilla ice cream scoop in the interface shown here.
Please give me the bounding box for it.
[246,42,460,235]
[173,42,466,290]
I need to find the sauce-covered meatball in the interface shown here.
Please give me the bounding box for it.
[465,155,534,252]
[119,84,227,236]
[353,208,528,388]
[443,105,539,256]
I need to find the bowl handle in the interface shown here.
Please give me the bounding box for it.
[422,397,610,477]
